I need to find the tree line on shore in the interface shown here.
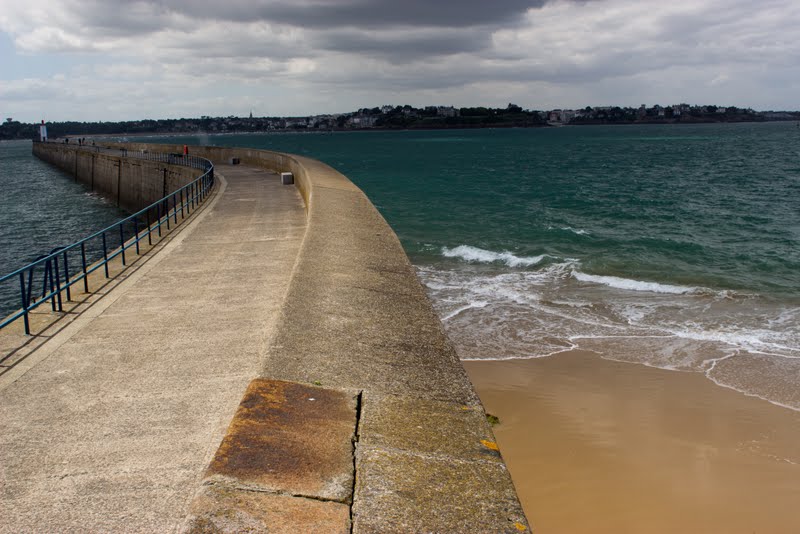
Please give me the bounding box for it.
[2,103,798,140]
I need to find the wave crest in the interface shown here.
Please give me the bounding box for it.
[571,271,699,294]
[441,245,551,267]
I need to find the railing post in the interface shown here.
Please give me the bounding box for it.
[81,242,89,292]
[19,272,30,335]
[26,267,35,308]
[119,223,126,266]
[102,233,109,278]
[147,210,152,245]
[42,260,56,311]
[52,255,63,312]
[133,217,140,255]
[63,250,72,301]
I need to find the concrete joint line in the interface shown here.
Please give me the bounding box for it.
[349,390,363,534]
[359,443,509,469]
[202,480,352,506]
[311,184,362,193]
[0,174,228,391]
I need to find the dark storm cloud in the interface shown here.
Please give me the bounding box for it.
[44,0,561,62]
[55,0,552,36]
[169,0,548,28]
[68,0,177,35]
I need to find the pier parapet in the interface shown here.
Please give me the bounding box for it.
[32,142,204,213]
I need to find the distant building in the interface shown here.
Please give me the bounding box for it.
[283,118,308,128]
[671,103,691,117]
[348,115,377,128]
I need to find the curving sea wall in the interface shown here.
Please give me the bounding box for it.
[99,142,530,532]
[32,143,202,213]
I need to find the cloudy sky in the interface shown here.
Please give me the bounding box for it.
[1,0,798,122]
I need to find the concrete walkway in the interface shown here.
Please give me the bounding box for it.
[0,164,306,532]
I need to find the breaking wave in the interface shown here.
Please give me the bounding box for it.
[441,245,557,268]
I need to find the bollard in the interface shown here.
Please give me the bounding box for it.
[281,172,294,185]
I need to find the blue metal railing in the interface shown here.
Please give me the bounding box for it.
[0,147,215,334]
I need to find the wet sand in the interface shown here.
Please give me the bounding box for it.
[465,351,800,534]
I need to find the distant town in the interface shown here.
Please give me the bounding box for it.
[2,103,799,140]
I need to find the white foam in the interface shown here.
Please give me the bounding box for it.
[442,301,489,321]
[418,261,800,411]
[562,226,589,235]
[572,271,699,294]
[441,245,550,267]
[667,327,800,358]
[705,364,800,412]
[618,303,656,324]
[462,342,578,361]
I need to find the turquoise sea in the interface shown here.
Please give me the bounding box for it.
[2,124,798,409]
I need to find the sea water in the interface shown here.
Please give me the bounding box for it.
[14,124,800,410]
[0,140,127,315]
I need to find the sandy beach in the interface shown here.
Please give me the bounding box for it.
[465,351,800,534]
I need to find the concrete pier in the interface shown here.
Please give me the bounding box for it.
[2,144,530,532]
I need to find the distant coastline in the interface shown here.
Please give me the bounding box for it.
[3,103,799,140]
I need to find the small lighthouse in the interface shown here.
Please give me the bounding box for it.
[39,120,47,142]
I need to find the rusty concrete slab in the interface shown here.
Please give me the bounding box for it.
[204,379,358,503]
[184,486,350,534]
[352,447,530,534]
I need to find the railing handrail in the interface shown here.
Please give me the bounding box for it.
[0,148,212,284]
[0,144,215,334]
